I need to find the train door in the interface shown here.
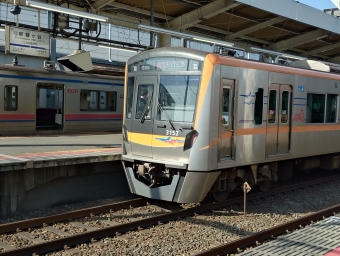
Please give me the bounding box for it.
[266,84,292,156]
[130,76,156,157]
[36,83,64,131]
[219,79,234,161]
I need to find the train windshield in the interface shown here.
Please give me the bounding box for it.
[157,76,200,123]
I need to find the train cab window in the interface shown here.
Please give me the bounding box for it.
[135,85,154,120]
[126,77,135,119]
[254,88,263,125]
[4,85,18,111]
[326,94,338,123]
[268,90,277,123]
[306,93,325,123]
[281,91,289,123]
[157,76,199,123]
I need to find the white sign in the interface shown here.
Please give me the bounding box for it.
[5,26,50,58]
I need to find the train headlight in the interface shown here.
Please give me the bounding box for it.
[183,130,199,151]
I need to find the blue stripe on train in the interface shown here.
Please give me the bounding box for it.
[88,81,124,86]
[0,74,123,86]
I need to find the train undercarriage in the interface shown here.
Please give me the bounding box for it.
[131,153,340,202]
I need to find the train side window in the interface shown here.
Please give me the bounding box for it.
[306,93,325,123]
[281,91,289,123]
[89,91,98,111]
[99,91,117,111]
[80,89,97,111]
[326,94,338,123]
[268,90,277,123]
[108,92,117,111]
[221,88,230,124]
[254,88,263,125]
[4,85,18,111]
[126,77,135,119]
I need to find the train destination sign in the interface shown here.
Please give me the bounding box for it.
[155,60,187,71]
[5,26,50,58]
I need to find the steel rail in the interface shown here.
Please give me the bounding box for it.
[0,198,147,235]
[1,174,340,256]
[194,204,340,256]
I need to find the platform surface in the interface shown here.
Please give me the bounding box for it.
[0,133,122,171]
[240,215,340,256]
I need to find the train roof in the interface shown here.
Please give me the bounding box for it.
[289,60,340,74]
[0,64,123,80]
[129,47,340,81]
[127,47,209,64]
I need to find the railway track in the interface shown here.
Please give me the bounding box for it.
[1,174,340,256]
[194,204,340,256]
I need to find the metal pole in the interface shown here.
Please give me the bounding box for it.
[150,0,154,47]
[78,18,82,50]
[47,11,52,29]
[244,187,246,216]
[108,23,112,62]
[38,9,41,31]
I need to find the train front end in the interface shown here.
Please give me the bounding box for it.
[121,47,218,203]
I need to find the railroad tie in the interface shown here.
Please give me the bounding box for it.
[0,241,16,252]
[17,231,46,244]
[43,226,72,237]
[69,221,97,232]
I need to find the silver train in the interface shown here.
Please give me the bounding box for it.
[0,65,124,135]
[122,47,340,203]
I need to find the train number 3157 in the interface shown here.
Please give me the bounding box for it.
[166,130,179,136]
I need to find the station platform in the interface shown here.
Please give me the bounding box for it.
[0,133,122,171]
[240,215,340,256]
[0,133,129,218]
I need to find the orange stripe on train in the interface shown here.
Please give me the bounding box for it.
[194,54,221,129]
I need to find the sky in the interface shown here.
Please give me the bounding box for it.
[297,0,336,10]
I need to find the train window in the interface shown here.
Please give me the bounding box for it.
[99,91,117,111]
[135,85,154,120]
[254,88,263,125]
[86,91,98,111]
[306,93,325,123]
[80,90,116,111]
[326,94,338,123]
[4,85,18,111]
[157,76,199,123]
[268,90,277,123]
[281,91,289,123]
[126,77,135,119]
[221,88,230,124]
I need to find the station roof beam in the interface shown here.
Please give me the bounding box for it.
[227,16,286,40]
[91,0,115,10]
[167,0,240,31]
[269,29,329,52]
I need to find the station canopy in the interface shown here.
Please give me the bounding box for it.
[4,0,340,63]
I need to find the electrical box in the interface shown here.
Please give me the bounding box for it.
[83,20,97,32]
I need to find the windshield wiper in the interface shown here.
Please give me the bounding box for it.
[158,103,176,131]
[139,100,152,123]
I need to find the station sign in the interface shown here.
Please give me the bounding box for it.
[5,26,50,58]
